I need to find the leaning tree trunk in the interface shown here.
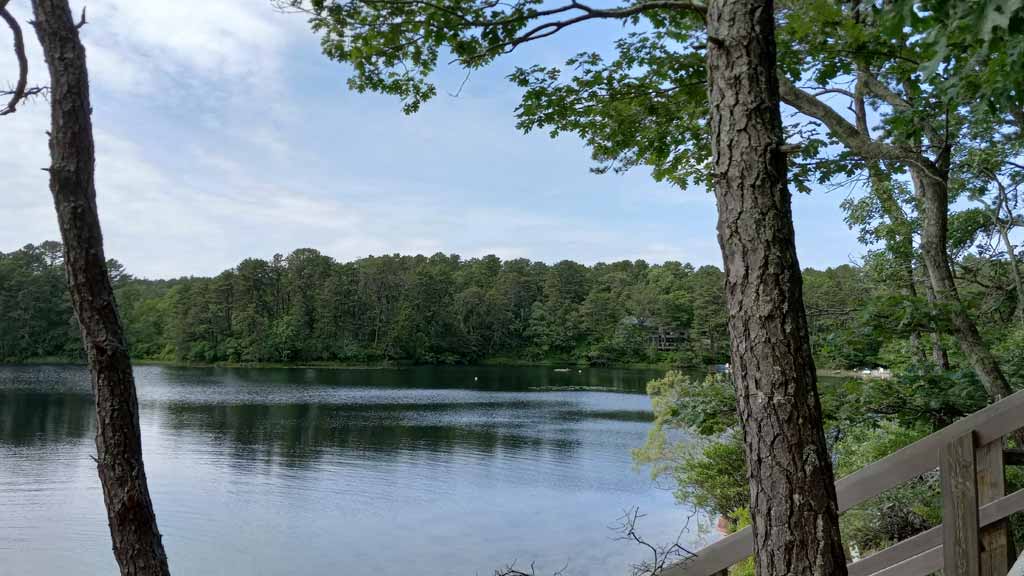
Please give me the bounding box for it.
[706,2,848,576]
[910,167,1015,401]
[31,1,171,574]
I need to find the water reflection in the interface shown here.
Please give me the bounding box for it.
[0,364,700,576]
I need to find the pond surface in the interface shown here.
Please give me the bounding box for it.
[0,364,708,576]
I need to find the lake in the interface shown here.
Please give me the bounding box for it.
[0,364,708,576]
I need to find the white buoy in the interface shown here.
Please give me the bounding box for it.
[474,376,478,381]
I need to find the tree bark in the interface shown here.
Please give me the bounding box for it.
[921,272,951,370]
[910,166,1014,400]
[706,2,848,576]
[30,1,172,574]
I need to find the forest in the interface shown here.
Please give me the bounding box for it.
[2,239,1021,378]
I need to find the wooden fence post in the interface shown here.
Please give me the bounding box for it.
[977,438,1012,576]
[942,431,980,576]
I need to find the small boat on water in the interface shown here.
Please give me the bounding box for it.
[553,368,572,373]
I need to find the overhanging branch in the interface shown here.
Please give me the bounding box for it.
[859,71,910,111]
[474,0,707,59]
[0,0,30,116]
[777,72,943,181]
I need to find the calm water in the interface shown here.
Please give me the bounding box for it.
[0,364,707,576]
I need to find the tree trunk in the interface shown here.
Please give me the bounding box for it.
[904,262,929,366]
[921,274,951,370]
[992,182,1024,327]
[910,167,1014,400]
[854,76,928,367]
[706,2,848,576]
[868,167,929,366]
[1005,235,1024,328]
[30,1,172,574]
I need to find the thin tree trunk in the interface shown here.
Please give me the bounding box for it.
[921,273,951,370]
[992,178,1024,327]
[904,261,928,365]
[853,71,927,366]
[1005,235,1024,328]
[910,166,1014,400]
[867,168,928,366]
[706,2,848,576]
[30,1,171,574]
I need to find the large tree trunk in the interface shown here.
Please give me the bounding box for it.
[31,1,171,574]
[706,2,848,576]
[910,167,1015,400]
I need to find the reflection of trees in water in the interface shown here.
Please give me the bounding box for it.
[161,401,585,469]
[1,364,659,470]
[0,391,94,445]
[0,388,654,467]
[156,365,664,394]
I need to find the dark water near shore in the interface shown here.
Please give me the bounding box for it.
[0,364,707,576]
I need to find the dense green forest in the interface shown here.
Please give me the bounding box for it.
[3,240,1021,374]
[1,241,725,366]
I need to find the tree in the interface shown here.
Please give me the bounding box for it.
[706,3,846,573]
[2,1,171,574]
[769,0,1021,401]
[284,0,849,574]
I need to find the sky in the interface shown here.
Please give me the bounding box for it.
[0,0,865,279]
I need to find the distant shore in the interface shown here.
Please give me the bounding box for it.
[2,356,673,371]
[4,356,870,376]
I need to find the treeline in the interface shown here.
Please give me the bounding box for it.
[0,242,726,366]
[4,241,1021,372]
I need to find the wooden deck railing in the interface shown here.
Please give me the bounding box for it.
[667,388,1024,576]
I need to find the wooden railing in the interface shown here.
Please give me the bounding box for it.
[667,388,1024,576]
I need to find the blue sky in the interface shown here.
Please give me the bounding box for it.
[1,0,863,279]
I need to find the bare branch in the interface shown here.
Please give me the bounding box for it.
[493,560,568,576]
[612,507,696,576]
[0,2,29,116]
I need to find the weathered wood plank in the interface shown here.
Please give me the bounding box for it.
[849,487,1024,576]
[838,389,1024,511]
[669,389,1024,576]
[976,439,1011,576]
[664,528,753,576]
[942,432,980,576]
[867,546,943,576]
[848,526,941,576]
[848,488,1024,576]
[979,488,1024,529]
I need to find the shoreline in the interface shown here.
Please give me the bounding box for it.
[2,357,870,376]
[2,356,676,371]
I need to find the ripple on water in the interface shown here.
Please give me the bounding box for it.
[0,364,708,576]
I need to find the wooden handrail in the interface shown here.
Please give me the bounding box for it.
[666,388,1024,576]
[848,488,1024,576]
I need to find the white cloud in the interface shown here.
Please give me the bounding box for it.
[80,0,292,94]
